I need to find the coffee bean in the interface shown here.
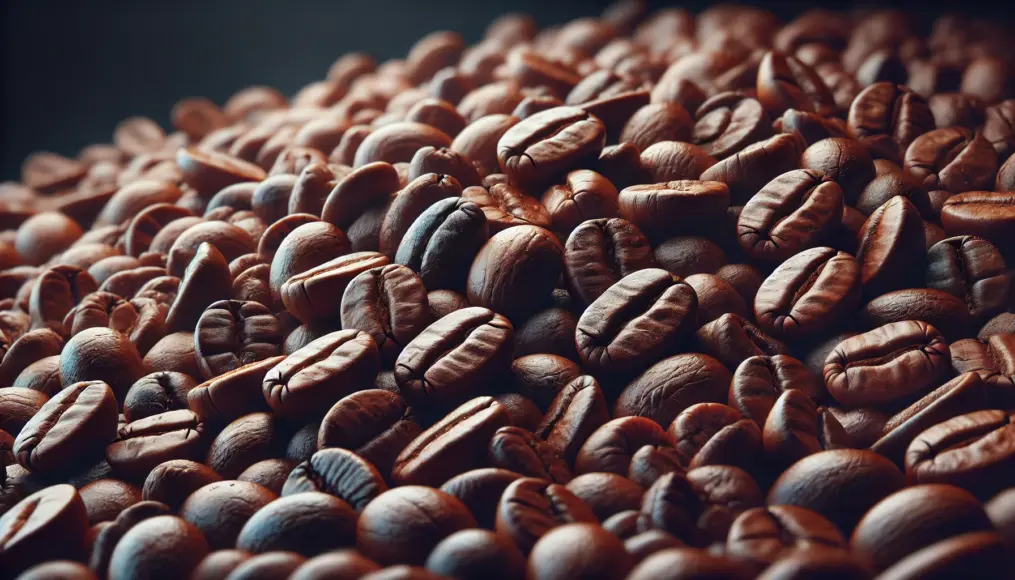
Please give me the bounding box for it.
[497,107,607,190]
[141,459,221,511]
[940,191,1015,260]
[357,486,476,565]
[756,51,837,117]
[875,531,1007,580]
[495,477,597,553]
[318,389,421,479]
[905,409,1015,499]
[769,449,905,535]
[856,196,927,299]
[823,321,949,407]
[0,484,89,574]
[852,484,992,571]
[394,198,489,292]
[904,128,998,194]
[467,225,564,321]
[738,170,844,265]
[725,505,847,571]
[847,83,935,162]
[424,528,526,580]
[619,180,729,241]
[564,218,655,306]
[576,268,698,375]
[280,252,390,323]
[263,330,380,420]
[392,397,509,486]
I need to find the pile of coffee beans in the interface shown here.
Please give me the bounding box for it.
[3,1,1015,578]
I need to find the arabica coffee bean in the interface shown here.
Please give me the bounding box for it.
[495,477,597,552]
[497,107,607,190]
[823,321,949,407]
[851,484,992,571]
[725,505,847,570]
[615,353,730,427]
[195,300,282,380]
[282,447,387,510]
[527,523,633,580]
[107,515,209,580]
[318,389,421,478]
[394,198,489,292]
[564,218,655,306]
[394,308,512,408]
[262,330,381,420]
[694,313,789,370]
[0,484,89,574]
[340,264,430,365]
[576,268,697,375]
[392,397,510,486]
[768,449,905,534]
[904,409,1015,499]
[141,459,222,511]
[236,491,358,556]
[619,180,729,240]
[467,225,563,321]
[424,528,526,580]
[737,170,844,265]
[357,486,476,566]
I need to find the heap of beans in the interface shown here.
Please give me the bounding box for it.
[2,2,1015,579]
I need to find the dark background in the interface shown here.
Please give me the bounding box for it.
[1,0,1010,181]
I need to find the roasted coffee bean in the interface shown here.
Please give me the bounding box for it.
[619,180,729,241]
[357,485,476,566]
[392,396,510,486]
[576,268,697,375]
[763,389,851,466]
[904,128,998,194]
[756,51,837,117]
[467,225,563,321]
[204,412,285,479]
[263,330,380,420]
[439,467,523,530]
[497,106,607,190]
[737,170,844,265]
[575,416,676,476]
[236,458,295,495]
[462,183,551,233]
[620,102,693,152]
[509,354,581,412]
[340,265,429,366]
[905,410,1015,499]
[104,409,205,480]
[0,387,48,437]
[282,447,387,510]
[12,379,117,475]
[875,531,1007,580]
[847,83,935,162]
[527,523,633,580]
[378,173,462,259]
[187,356,281,424]
[700,132,806,205]
[394,198,489,291]
[626,548,752,580]
[77,478,142,524]
[0,484,89,574]
[105,514,209,580]
[654,237,727,279]
[856,170,933,218]
[268,221,351,300]
[394,307,512,408]
[564,218,655,306]
[669,403,762,470]
[318,389,421,478]
[615,353,730,427]
[10,355,62,396]
[694,313,789,370]
[940,191,1015,260]
[289,550,381,580]
[950,334,1015,398]
[753,247,860,340]
[769,449,905,535]
[872,373,990,465]
[29,265,99,335]
[451,114,521,177]
[195,300,281,380]
[638,141,716,182]
[725,505,847,571]
[322,162,400,230]
[409,146,481,188]
[141,459,221,511]
[233,491,357,557]
[424,528,527,580]
[823,321,949,407]
[488,426,570,483]
[495,477,597,553]
[691,92,770,160]
[860,288,972,342]
[856,196,927,299]
[799,138,876,205]
[15,212,84,266]
[852,484,992,571]
[280,252,390,323]
[353,122,452,168]
[164,243,232,333]
[535,375,610,466]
